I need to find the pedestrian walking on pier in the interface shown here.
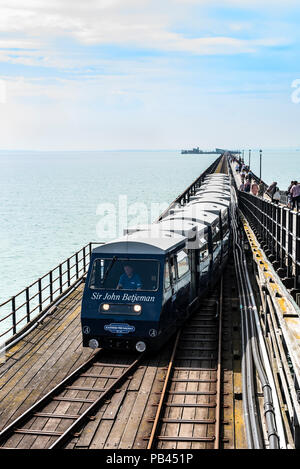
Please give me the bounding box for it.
[286,181,295,208]
[266,182,278,201]
[258,180,264,197]
[273,188,281,204]
[244,180,251,193]
[251,181,259,196]
[291,181,300,211]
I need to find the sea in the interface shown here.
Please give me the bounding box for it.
[0,148,299,303]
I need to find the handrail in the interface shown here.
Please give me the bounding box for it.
[228,158,300,300]
[0,242,103,347]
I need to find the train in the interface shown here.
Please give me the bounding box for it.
[81,172,233,353]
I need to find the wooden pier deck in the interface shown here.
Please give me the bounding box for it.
[0,283,94,432]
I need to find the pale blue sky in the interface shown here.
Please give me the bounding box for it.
[0,0,300,150]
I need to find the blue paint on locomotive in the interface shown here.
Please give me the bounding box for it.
[80,173,233,352]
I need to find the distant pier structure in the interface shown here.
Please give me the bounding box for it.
[181,147,241,155]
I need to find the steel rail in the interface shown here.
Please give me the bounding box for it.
[147,279,224,450]
[49,353,144,449]
[0,349,102,445]
[0,350,144,449]
[214,275,223,449]
[147,330,181,449]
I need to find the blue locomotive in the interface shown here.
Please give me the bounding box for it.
[81,173,233,352]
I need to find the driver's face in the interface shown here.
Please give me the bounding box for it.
[124,265,133,276]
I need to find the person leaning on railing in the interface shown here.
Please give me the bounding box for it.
[286,181,295,208]
[291,181,300,211]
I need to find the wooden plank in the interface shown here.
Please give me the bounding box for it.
[103,392,137,449]
[119,361,159,449]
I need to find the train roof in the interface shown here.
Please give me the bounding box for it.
[204,174,229,179]
[92,231,186,256]
[197,186,231,195]
[163,208,218,225]
[158,218,206,232]
[186,201,228,215]
[191,196,231,207]
[200,181,230,188]
[192,191,231,201]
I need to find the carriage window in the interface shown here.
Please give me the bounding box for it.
[199,235,209,260]
[169,257,176,283]
[164,262,170,290]
[89,258,159,291]
[212,223,221,250]
[176,251,189,278]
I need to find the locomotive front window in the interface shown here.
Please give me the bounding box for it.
[89,258,159,291]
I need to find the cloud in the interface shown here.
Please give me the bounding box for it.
[0,0,290,64]
[173,0,299,6]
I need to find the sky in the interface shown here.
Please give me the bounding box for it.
[0,0,300,150]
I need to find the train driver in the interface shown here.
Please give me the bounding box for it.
[117,264,142,290]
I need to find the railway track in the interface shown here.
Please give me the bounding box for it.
[145,275,232,450]
[0,350,144,449]
[0,271,237,450]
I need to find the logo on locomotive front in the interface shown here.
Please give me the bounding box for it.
[104,323,136,334]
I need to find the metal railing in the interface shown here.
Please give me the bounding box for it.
[0,242,103,348]
[238,192,300,297]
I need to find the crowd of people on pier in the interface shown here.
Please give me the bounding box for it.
[229,155,300,211]
[286,180,300,211]
[231,157,265,197]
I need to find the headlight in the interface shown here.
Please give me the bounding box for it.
[133,304,142,313]
[89,339,99,349]
[136,341,146,353]
[102,303,110,311]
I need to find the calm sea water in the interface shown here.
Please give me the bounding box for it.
[0,148,299,303]
[0,150,217,302]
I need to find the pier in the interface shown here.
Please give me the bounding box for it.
[1,153,300,450]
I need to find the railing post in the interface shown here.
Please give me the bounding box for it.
[38,278,42,312]
[26,287,30,322]
[297,214,300,290]
[83,246,86,273]
[49,271,53,303]
[59,264,63,294]
[12,297,16,335]
[76,252,79,279]
[67,258,71,287]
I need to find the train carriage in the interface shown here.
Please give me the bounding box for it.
[81,173,233,353]
[81,232,196,352]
